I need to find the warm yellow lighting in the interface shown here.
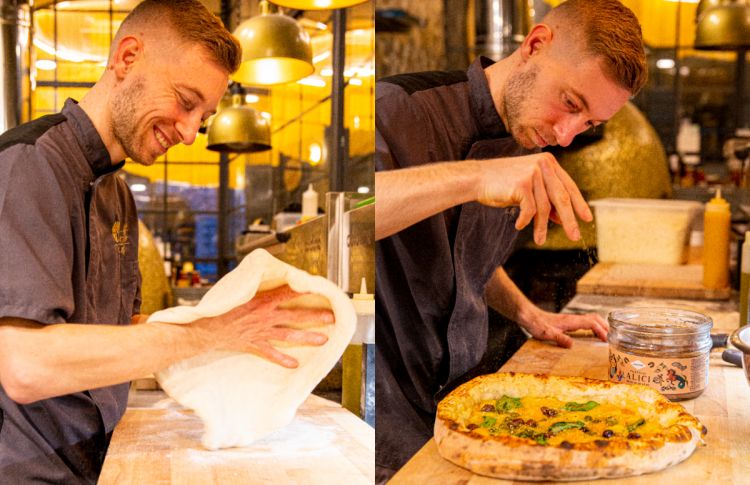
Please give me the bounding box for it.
[353,115,361,129]
[245,94,260,104]
[297,77,327,87]
[231,8,314,86]
[309,143,322,165]
[270,0,369,10]
[207,92,271,153]
[349,78,362,86]
[313,51,331,64]
[130,183,147,192]
[35,59,57,71]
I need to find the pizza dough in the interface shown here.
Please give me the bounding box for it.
[149,249,356,450]
[435,372,706,481]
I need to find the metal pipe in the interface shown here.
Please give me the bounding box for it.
[328,8,346,192]
[737,47,747,130]
[0,0,24,133]
[218,152,230,277]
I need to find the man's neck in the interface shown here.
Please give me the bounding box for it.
[484,51,521,132]
[78,82,125,164]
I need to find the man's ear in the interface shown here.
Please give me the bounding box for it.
[110,35,142,79]
[519,24,552,61]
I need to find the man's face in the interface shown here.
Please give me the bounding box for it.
[110,43,228,165]
[502,53,631,149]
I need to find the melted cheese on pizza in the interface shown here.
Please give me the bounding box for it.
[465,395,661,446]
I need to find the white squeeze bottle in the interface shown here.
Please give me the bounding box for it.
[301,183,318,221]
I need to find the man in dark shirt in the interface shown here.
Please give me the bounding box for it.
[374,0,647,480]
[0,1,331,482]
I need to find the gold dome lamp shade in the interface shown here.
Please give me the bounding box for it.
[206,86,271,153]
[231,1,314,86]
[695,0,750,50]
[270,0,369,10]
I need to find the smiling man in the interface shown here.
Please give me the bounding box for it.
[374,0,646,481]
[0,1,332,483]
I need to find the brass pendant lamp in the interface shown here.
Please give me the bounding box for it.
[270,0,368,10]
[231,0,314,86]
[695,0,750,50]
[206,83,271,153]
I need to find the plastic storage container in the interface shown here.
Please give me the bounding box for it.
[608,307,712,400]
[590,198,701,265]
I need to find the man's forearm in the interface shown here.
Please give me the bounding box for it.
[0,318,206,404]
[485,267,537,324]
[375,160,480,240]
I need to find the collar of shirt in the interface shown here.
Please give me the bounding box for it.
[467,56,509,140]
[62,98,124,179]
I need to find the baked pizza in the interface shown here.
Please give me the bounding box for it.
[434,372,706,481]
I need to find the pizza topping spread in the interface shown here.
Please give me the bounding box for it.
[467,395,656,447]
[435,373,707,481]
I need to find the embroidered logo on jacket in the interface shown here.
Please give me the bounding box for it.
[112,221,129,255]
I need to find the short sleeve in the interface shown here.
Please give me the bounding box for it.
[0,144,75,323]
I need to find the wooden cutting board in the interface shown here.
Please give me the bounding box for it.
[98,394,374,485]
[577,262,731,300]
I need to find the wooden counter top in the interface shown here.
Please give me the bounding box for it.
[392,294,750,484]
[99,393,374,484]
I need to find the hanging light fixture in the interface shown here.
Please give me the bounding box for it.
[231,0,314,86]
[270,0,368,10]
[207,83,271,153]
[695,0,750,50]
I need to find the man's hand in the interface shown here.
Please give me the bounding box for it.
[518,307,608,348]
[474,152,592,245]
[190,285,334,368]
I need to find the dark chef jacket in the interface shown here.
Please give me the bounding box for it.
[375,56,537,472]
[0,99,141,483]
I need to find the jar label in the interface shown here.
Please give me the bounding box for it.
[608,348,708,396]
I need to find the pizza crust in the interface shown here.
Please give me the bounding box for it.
[434,373,705,481]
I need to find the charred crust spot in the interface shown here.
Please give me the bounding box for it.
[449,422,459,431]
[559,441,574,450]
[595,440,610,448]
[627,432,641,439]
[702,425,708,435]
[467,423,479,430]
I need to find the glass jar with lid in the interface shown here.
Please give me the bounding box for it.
[608,308,713,400]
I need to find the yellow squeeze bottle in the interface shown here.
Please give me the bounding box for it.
[703,188,731,289]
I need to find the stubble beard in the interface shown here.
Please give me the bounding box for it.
[111,76,153,165]
[502,64,540,149]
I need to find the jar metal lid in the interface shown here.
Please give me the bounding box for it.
[608,307,713,337]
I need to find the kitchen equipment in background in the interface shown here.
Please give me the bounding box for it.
[695,0,750,132]
[730,324,750,385]
[342,277,374,426]
[703,188,731,289]
[326,192,375,294]
[590,198,701,265]
[231,0,314,86]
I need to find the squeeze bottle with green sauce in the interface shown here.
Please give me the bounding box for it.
[703,188,731,290]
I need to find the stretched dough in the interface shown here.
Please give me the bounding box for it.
[150,249,356,450]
